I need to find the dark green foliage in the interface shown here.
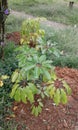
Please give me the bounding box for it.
[52,56,78,68]
[0,42,18,129]
[0,42,18,75]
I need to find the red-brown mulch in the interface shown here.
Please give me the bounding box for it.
[6,32,78,130]
[6,32,21,45]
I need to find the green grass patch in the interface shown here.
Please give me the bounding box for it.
[9,0,78,25]
[6,15,24,33]
[43,26,78,68]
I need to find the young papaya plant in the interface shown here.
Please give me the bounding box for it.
[10,49,71,116]
[10,18,71,116]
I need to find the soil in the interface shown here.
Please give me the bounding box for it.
[6,32,78,130]
[6,32,21,45]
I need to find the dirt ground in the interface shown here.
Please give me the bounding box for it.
[6,32,78,130]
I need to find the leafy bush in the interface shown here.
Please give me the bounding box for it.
[20,18,45,47]
[10,19,71,116]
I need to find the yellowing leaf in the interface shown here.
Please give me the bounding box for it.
[49,87,56,98]
[38,105,42,113]
[31,106,35,115]
[1,75,9,80]
[12,71,19,82]
[0,80,3,87]
[14,89,21,102]
[20,38,24,44]
[53,89,61,105]
[51,71,57,80]
[10,84,19,98]
[35,107,39,117]
[60,89,68,104]
[10,114,16,118]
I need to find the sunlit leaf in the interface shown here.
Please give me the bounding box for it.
[53,89,61,105]
[51,71,57,80]
[12,71,19,82]
[35,107,39,117]
[14,89,21,102]
[25,64,35,71]
[60,89,68,104]
[10,84,19,98]
[43,69,51,80]
[38,105,42,113]
[39,55,46,63]
[39,102,43,107]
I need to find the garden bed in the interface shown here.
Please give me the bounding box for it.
[5,31,78,130]
[5,67,78,130]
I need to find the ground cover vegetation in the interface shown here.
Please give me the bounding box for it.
[9,0,78,25]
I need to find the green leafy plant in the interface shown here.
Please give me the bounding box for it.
[20,18,45,47]
[10,18,71,116]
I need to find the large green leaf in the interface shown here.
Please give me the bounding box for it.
[42,68,51,80]
[35,107,39,117]
[48,86,56,98]
[51,71,57,80]
[26,87,34,103]
[14,89,21,102]
[39,55,46,63]
[53,89,61,105]
[38,105,42,113]
[60,89,68,104]
[12,71,19,82]
[31,106,35,115]
[28,83,38,94]
[10,84,19,98]
[21,89,27,103]
[34,67,40,79]
[25,64,35,71]
[43,60,52,65]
